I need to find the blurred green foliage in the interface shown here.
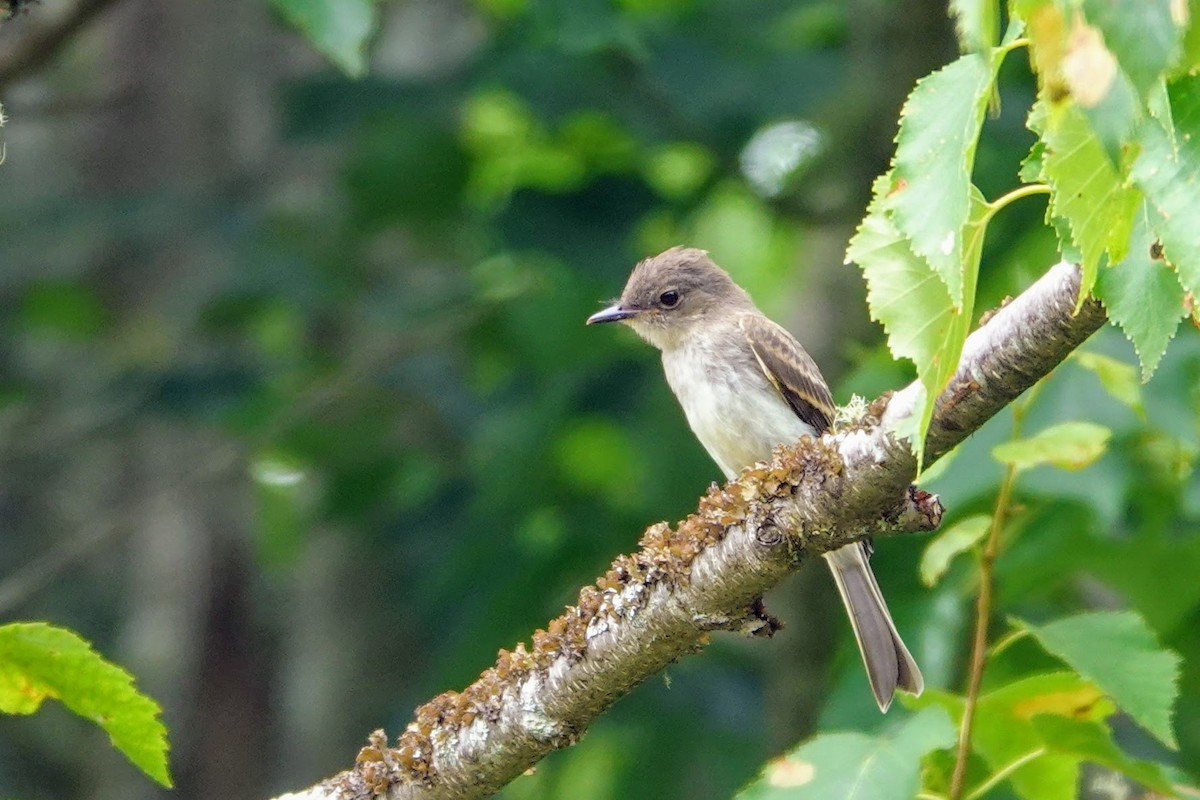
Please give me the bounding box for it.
[0,0,1198,798]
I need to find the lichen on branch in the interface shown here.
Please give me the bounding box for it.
[274,260,1107,800]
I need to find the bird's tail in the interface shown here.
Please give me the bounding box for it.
[823,542,924,712]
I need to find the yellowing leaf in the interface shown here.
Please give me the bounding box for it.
[765,756,815,788]
[1016,612,1182,748]
[1062,21,1117,107]
[1026,2,1069,88]
[1082,0,1182,99]
[973,673,1111,800]
[1011,682,1107,720]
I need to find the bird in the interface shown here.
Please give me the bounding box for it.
[586,245,922,711]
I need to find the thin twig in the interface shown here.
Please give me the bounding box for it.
[948,383,1041,800]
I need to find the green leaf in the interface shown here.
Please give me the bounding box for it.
[920,513,990,587]
[977,672,1111,723]
[972,673,1111,800]
[1032,715,1176,794]
[1182,0,1200,75]
[1095,203,1188,380]
[1131,76,1200,296]
[1082,0,1181,98]
[1016,611,1182,748]
[269,0,375,77]
[1034,99,1141,302]
[950,0,998,52]
[904,685,965,720]
[1148,79,1176,141]
[991,421,1112,471]
[915,438,960,485]
[0,623,171,786]
[883,52,997,306]
[847,180,985,466]
[1084,527,1200,634]
[736,706,956,799]
[1018,139,1046,183]
[1071,351,1145,416]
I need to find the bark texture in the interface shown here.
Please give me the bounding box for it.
[273,261,1107,800]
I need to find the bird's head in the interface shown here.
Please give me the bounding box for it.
[586,246,751,349]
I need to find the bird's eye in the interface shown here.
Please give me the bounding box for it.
[659,290,680,308]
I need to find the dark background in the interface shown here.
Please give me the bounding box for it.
[0,1,1197,798]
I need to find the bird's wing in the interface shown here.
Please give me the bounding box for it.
[737,313,835,434]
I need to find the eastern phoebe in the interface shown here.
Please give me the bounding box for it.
[587,246,923,711]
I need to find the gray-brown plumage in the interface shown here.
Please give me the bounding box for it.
[739,314,834,434]
[587,245,923,711]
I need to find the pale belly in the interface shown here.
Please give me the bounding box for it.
[662,339,818,481]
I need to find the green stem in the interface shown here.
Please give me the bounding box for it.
[965,748,1047,800]
[986,184,1050,219]
[987,627,1030,659]
[1000,36,1031,54]
[948,384,1040,800]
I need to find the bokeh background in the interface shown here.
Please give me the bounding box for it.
[0,1,1197,798]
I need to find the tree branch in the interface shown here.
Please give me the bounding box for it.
[272,261,1106,800]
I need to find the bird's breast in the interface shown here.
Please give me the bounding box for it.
[662,335,818,481]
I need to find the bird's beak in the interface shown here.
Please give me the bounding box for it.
[586,303,639,325]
